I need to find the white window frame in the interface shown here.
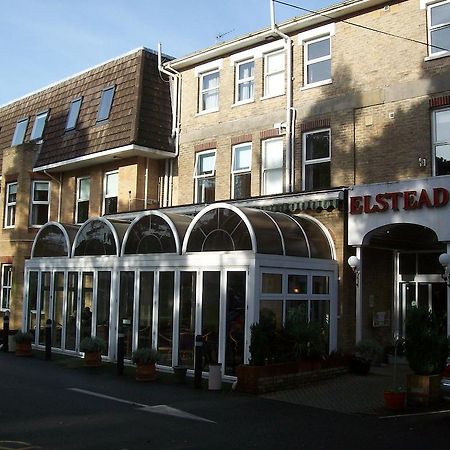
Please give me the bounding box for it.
[262,138,284,196]
[103,170,118,215]
[0,264,12,311]
[303,35,332,88]
[76,177,90,224]
[199,70,220,113]
[4,182,17,228]
[30,110,49,142]
[431,107,450,176]
[302,128,331,191]
[231,143,252,199]
[263,50,285,98]
[30,180,50,227]
[11,118,29,146]
[427,0,450,57]
[194,150,216,203]
[235,59,255,104]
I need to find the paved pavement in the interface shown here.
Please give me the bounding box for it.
[263,364,415,414]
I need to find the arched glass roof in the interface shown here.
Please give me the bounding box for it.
[183,203,333,259]
[32,222,79,258]
[73,218,129,257]
[122,211,191,255]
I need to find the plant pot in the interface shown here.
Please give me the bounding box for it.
[135,362,156,381]
[84,351,102,367]
[384,390,407,411]
[349,356,371,375]
[15,341,32,357]
[407,373,441,406]
[173,365,188,384]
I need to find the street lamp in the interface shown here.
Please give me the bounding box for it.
[439,253,450,287]
[348,255,361,287]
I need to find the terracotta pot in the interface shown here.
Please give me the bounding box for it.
[136,362,156,381]
[15,341,32,357]
[384,390,406,411]
[84,351,102,367]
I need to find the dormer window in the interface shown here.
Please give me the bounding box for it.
[66,97,83,131]
[30,111,49,141]
[96,86,115,123]
[11,118,29,146]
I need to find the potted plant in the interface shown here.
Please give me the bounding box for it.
[405,307,449,405]
[13,331,33,357]
[132,347,159,381]
[349,339,382,375]
[80,336,106,367]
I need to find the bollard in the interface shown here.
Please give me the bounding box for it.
[194,334,203,389]
[45,319,52,360]
[117,329,124,376]
[2,312,9,353]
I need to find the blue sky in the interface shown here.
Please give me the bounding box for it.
[0,0,336,105]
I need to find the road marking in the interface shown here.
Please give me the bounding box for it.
[68,388,216,423]
[0,441,41,450]
[379,409,450,419]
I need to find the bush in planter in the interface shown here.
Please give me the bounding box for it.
[80,336,106,354]
[13,331,33,344]
[132,347,159,365]
[350,339,382,375]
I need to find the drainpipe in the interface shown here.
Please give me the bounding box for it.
[158,42,181,207]
[43,170,62,222]
[270,0,294,193]
[144,157,149,209]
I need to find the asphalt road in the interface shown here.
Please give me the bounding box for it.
[1,352,449,450]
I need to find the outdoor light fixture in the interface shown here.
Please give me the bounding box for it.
[439,253,450,287]
[348,255,361,287]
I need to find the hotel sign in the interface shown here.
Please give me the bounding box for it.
[348,177,450,246]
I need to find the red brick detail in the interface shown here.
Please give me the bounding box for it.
[0,257,13,264]
[194,141,217,152]
[231,134,252,145]
[429,95,450,108]
[260,129,282,139]
[300,118,331,132]
[29,172,51,180]
[4,174,18,182]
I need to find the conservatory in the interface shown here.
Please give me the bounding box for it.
[24,203,338,378]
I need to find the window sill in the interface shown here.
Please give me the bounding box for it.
[232,99,255,107]
[301,79,332,91]
[424,52,450,62]
[3,226,15,230]
[196,108,219,116]
[261,93,285,101]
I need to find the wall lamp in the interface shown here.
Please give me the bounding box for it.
[348,255,361,287]
[439,253,450,287]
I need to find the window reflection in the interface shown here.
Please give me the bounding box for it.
[158,272,174,366]
[34,225,68,257]
[74,220,117,256]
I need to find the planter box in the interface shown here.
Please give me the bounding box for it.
[15,341,32,357]
[136,362,156,381]
[407,374,441,406]
[84,351,102,367]
[384,390,407,411]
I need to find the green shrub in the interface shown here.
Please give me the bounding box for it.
[355,339,383,362]
[405,307,449,375]
[80,336,106,353]
[13,331,33,344]
[132,347,159,364]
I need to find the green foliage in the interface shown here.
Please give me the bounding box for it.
[13,331,33,344]
[80,336,106,353]
[132,347,159,364]
[405,307,449,375]
[355,339,383,362]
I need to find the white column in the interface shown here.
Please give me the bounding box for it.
[355,246,363,344]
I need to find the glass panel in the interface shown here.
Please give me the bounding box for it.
[432,283,447,324]
[158,272,174,366]
[436,144,450,176]
[286,300,308,324]
[264,168,283,195]
[80,272,93,342]
[418,283,429,309]
[307,38,330,60]
[97,86,115,122]
[305,131,330,161]
[39,272,51,345]
[97,272,111,356]
[313,276,329,294]
[105,172,118,196]
[138,271,154,349]
[431,2,450,27]
[399,253,416,275]
[260,300,283,329]
[197,152,215,175]
[307,59,331,84]
[263,139,283,169]
[33,182,49,201]
[225,272,246,375]
[233,172,251,199]
[265,71,284,96]
[196,177,215,203]
[27,272,39,340]
[52,272,64,348]
[305,162,331,191]
[178,272,196,368]
[33,225,68,257]
[202,91,219,110]
[233,145,251,171]
[239,61,254,79]
[202,272,220,368]
[238,81,254,101]
[78,178,90,200]
[288,275,307,294]
[11,118,28,146]
[77,201,89,223]
[266,51,284,73]
[104,197,118,215]
[244,208,283,254]
[119,271,134,359]
[74,220,116,256]
[435,109,450,142]
[31,204,49,226]
[262,273,282,293]
[430,27,450,54]
[65,272,78,351]
[66,98,82,130]
[291,216,332,259]
[418,253,442,274]
[202,72,219,90]
[310,301,330,354]
[30,112,48,141]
